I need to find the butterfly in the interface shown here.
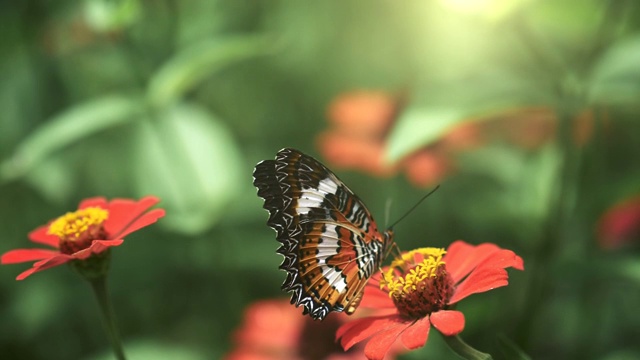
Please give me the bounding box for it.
[253,148,394,320]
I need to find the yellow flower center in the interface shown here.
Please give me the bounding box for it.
[48,207,109,254]
[380,247,454,319]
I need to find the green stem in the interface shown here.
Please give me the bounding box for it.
[90,276,127,360]
[442,334,493,360]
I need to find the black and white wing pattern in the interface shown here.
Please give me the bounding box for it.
[253,148,394,320]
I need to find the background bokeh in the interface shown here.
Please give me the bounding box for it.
[1,0,639,359]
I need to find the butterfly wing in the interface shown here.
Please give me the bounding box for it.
[253,148,392,320]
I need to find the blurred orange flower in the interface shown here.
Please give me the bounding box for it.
[225,299,399,360]
[489,107,596,149]
[318,91,600,188]
[318,91,481,187]
[597,195,640,249]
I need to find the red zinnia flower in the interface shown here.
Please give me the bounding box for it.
[1,196,165,280]
[336,241,524,360]
[225,299,400,360]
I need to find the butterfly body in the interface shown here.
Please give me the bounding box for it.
[253,148,393,320]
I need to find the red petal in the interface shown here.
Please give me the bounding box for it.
[79,197,108,209]
[361,284,395,309]
[116,208,165,239]
[400,316,431,349]
[430,310,465,336]
[448,249,523,304]
[364,321,411,360]
[474,249,524,271]
[444,241,501,283]
[225,349,276,360]
[337,314,402,351]
[72,239,124,260]
[28,225,59,248]
[1,249,59,264]
[104,196,164,239]
[336,317,365,343]
[15,254,73,280]
[450,268,508,304]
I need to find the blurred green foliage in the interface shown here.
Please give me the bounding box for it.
[1,0,639,359]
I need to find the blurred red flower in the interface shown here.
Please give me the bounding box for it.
[597,195,640,249]
[225,299,399,360]
[490,107,596,149]
[317,91,484,187]
[1,196,165,280]
[318,91,600,188]
[336,241,524,360]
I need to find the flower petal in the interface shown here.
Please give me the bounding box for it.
[400,316,431,350]
[72,239,124,260]
[444,241,501,283]
[225,349,275,360]
[116,208,166,239]
[79,197,108,209]
[364,321,411,360]
[473,249,524,271]
[15,254,73,280]
[104,196,164,239]
[449,268,506,304]
[430,310,465,336]
[337,314,402,351]
[361,283,395,309]
[27,225,59,248]
[449,249,523,304]
[1,249,59,264]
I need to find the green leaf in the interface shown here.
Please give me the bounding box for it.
[132,102,242,235]
[385,107,471,163]
[385,70,552,162]
[147,35,276,106]
[0,94,143,183]
[588,35,640,106]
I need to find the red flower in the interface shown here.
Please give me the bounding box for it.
[318,91,400,178]
[225,299,400,360]
[317,90,483,187]
[336,241,524,360]
[493,107,596,149]
[1,196,165,280]
[597,195,640,249]
[319,91,603,189]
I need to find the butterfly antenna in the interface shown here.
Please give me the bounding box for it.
[386,185,440,230]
